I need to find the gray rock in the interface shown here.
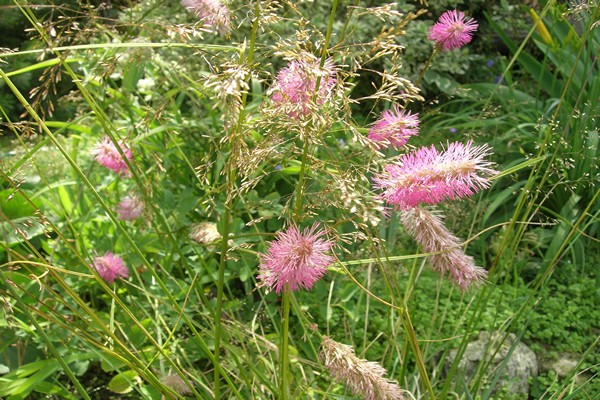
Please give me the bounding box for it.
[445,331,538,397]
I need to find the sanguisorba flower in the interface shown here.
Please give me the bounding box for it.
[320,336,406,400]
[91,136,133,175]
[258,223,334,294]
[368,105,419,149]
[401,207,487,289]
[373,141,496,209]
[270,53,337,118]
[93,252,129,284]
[181,0,232,36]
[116,195,144,221]
[428,10,478,51]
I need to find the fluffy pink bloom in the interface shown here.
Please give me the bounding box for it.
[181,0,232,36]
[91,136,133,175]
[401,207,487,289]
[93,252,129,284]
[270,53,337,118]
[116,195,144,221]
[258,223,334,293]
[428,10,478,51]
[373,141,496,209]
[368,106,419,149]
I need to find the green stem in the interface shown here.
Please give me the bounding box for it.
[416,48,437,87]
[214,2,262,397]
[286,3,339,398]
[0,269,92,400]
[279,288,291,399]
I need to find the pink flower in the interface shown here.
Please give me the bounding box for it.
[116,195,144,221]
[401,207,487,289]
[181,0,232,36]
[373,141,496,209]
[368,105,419,149]
[428,10,478,51]
[270,53,337,118]
[91,136,133,175]
[93,252,129,284]
[258,223,334,293]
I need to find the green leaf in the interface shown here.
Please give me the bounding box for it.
[107,370,139,394]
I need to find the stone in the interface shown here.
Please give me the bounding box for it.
[444,331,538,397]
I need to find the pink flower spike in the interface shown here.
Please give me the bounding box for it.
[258,223,334,294]
[428,10,478,51]
[181,0,232,36]
[270,53,337,118]
[368,105,419,149]
[116,195,144,221]
[91,136,133,175]
[93,252,129,284]
[373,141,497,209]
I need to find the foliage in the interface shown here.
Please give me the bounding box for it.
[1,0,598,399]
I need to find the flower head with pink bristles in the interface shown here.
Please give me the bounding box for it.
[258,223,334,294]
[428,10,478,51]
[116,195,144,221]
[373,141,496,209]
[368,105,419,149]
[269,53,337,119]
[91,136,133,176]
[181,0,232,36]
[93,252,129,284]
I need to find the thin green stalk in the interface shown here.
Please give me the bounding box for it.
[279,288,292,400]
[213,2,262,397]
[284,1,339,398]
[0,269,92,400]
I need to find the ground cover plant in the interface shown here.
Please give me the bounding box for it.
[1,0,598,399]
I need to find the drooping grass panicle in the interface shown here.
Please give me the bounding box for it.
[320,336,407,400]
[400,207,488,289]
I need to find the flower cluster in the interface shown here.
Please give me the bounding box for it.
[181,0,232,36]
[91,136,133,176]
[93,252,129,284]
[116,195,144,221]
[373,141,496,209]
[257,223,334,294]
[401,207,487,289]
[320,336,406,400]
[368,106,419,149]
[269,53,337,118]
[428,10,478,51]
